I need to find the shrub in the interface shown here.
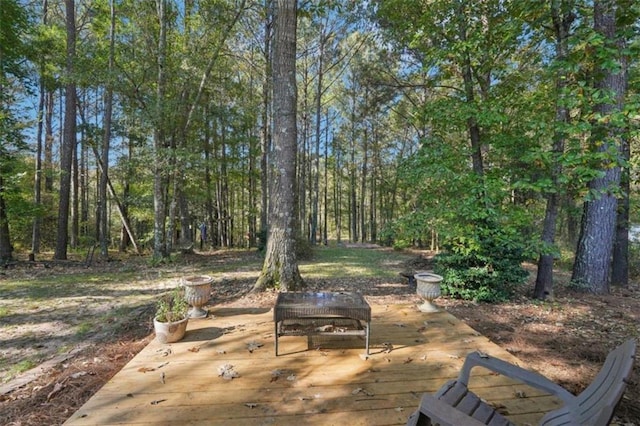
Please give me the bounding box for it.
[434,228,529,303]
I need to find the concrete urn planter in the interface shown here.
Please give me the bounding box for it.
[182,275,213,318]
[414,272,443,313]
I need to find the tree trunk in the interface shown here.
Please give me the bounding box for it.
[99,0,116,259]
[349,88,358,243]
[456,1,484,177]
[611,25,631,288]
[0,175,12,263]
[203,106,215,250]
[260,0,273,249]
[333,136,342,243]
[44,90,54,193]
[119,133,133,252]
[571,0,625,294]
[72,112,81,249]
[310,24,326,245]
[611,133,630,287]
[534,0,572,300]
[253,0,303,292]
[54,0,76,260]
[152,0,169,260]
[323,114,329,245]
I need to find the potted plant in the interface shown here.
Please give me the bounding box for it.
[154,286,189,343]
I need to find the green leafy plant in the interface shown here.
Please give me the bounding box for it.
[434,226,529,303]
[155,286,189,322]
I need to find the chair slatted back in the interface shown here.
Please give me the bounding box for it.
[541,339,636,426]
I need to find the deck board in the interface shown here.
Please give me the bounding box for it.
[64,304,559,425]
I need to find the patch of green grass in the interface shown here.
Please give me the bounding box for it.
[0,306,11,318]
[57,344,75,355]
[75,321,95,337]
[7,359,39,378]
[0,269,145,301]
[300,246,411,279]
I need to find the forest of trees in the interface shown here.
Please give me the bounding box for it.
[1,0,638,295]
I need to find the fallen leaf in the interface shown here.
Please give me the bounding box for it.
[156,348,172,357]
[188,347,200,353]
[351,387,374,396]
[246,341,264,353]
[218,364,239,380]
[403,357,413,364]
[138,367,155,373]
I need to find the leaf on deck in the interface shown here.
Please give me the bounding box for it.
[352,387,374,396]
[246,341,264,353]
[218,364,239,380]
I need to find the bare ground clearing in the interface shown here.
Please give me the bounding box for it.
[1,249,638,425]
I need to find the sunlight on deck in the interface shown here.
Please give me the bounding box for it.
[64,305,559,425]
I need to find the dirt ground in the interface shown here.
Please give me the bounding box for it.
[1,249,639,425]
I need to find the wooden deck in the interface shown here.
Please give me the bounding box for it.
[64,304,562,425]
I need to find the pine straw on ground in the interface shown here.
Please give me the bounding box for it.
[1,252,639,425]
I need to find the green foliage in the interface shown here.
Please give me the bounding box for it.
[0,0,31,79]
[155,286,189,322]
[629,242,640,280]
[434,225,530,303]
[7,359,38,377]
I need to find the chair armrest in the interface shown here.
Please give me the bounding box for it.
[410,394,489,426]
[458,351,575,405]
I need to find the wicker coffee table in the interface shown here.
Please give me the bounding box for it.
[274,292,371,356]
